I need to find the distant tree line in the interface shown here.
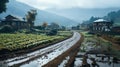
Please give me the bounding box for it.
[104,10,120,25]
[34,22,66,35]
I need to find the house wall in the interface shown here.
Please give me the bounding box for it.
[0,21,27,30]
[92,22,112,32]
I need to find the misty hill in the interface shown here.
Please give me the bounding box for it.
[47,7,120,23]
[84,9,120,26]
[0,0,78,26]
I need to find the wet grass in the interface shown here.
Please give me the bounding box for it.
[110,47,120,58]
[81,31,120,58]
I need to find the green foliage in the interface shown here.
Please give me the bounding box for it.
[26,9,37,28]
[0,34,62,50]
[42,22,48,29]
[48,22,60,30]
[0,0,9,13]
[106,10,120,21]
[47,29,58,36]
[60,26,66,31]
[0,25,14,33]
[58,31,72,37]
[83,16,100,24]
[34,26,43,30]
[89,16,100,23]
[42,22,48,33]
[105,10,120,26]
[0,31,72,51]
[86,10,120,26]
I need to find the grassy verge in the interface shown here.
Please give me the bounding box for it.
[81,31,120,58]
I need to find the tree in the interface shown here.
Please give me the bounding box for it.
[0,0,9,13]
[46,29,58,36]
[0,25,14,33]
[42,22,48,33]
[49,22,60,30]
[107,11,117,21]
[89,16,100,23]
[42,22,48,29]
[26,9,37,29]
[60,26,66,31]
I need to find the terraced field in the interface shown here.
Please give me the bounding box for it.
[0,31,80,67]
[0,31,72,51]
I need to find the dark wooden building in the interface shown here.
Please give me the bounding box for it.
[91,19,113,33]
[0,15,27,30]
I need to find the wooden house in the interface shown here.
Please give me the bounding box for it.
[0,15,27,30]
[92,19,113,33]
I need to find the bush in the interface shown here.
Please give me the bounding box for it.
[0,25,14,33]
[46,29,58,36]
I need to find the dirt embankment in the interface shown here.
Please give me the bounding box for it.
[101,35,120,50]
[43,33,84,67]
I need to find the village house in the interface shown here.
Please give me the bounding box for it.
[91,19,113,33]
[0,15,27,30]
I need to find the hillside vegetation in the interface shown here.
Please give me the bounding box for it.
[83,9,120,26]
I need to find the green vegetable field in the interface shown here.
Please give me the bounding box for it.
[0,31,72,51]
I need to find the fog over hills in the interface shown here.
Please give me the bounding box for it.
[46,7,120,23]
[0,0,119,26]
[0,0,78,26]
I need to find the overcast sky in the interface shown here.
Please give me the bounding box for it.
[16,0,120,10]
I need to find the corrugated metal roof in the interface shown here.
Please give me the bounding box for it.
[94,19,108,22]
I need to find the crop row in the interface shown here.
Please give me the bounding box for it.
[0,31,72,51]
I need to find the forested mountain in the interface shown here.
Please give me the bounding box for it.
[105,10,120,26]
[82,9,120,26]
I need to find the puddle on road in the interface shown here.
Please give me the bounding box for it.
[20,61,39,67]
